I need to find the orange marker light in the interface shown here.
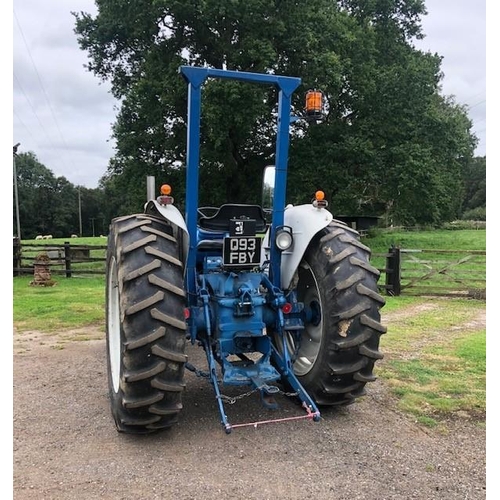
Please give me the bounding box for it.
[305,90,323,115]
[315,190,325,201]
[160,184,172,195]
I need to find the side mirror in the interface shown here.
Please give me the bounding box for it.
[262,165,275,213]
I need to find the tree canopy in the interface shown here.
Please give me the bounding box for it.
[74,0,478,225]
[13,152,109,239]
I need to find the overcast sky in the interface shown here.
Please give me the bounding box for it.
[12,0,487,189]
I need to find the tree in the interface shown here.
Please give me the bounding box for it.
[13,152,111,239]
[78,186,109,236]
[74,0,477,225]
[288,3,476,225]
[462,156,486,213]
[13,152,59,238]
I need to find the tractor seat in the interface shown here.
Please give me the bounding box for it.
[198,204,268,233]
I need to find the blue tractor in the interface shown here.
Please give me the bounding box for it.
[105,66,386,433]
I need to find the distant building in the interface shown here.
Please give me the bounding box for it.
[334,215,380,232]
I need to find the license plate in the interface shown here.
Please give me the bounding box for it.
[223,237,261,267]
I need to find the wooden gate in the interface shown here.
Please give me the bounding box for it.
[381,247,486,297]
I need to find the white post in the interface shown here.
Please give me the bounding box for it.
[13,143,21,239]
[147,176,155,201]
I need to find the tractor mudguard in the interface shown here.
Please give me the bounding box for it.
[262,204,333,290]
[144,199,190,264]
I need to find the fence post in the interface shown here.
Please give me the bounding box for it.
[13,237,21,276]
[64,241,72,278]
[385,245,401,296]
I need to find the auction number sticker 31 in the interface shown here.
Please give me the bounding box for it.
[223,237,261,267]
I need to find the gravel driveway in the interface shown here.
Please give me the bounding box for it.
[13,315,486,500]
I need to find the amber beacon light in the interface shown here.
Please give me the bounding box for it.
[305,90,324,122]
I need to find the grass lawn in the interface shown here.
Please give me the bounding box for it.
[365,228,486,253]
[13,275,105,332]
[377,296,485,427]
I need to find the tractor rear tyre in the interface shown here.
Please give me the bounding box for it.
[286,221,386,406]
[106,214,187,433]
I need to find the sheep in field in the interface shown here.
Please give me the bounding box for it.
[35,235,43,240]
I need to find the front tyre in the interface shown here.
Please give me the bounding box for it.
[288,221,386,406]
[106,214,187,433]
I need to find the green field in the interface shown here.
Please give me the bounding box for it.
[364,228,486,253]
[21,228,486,251]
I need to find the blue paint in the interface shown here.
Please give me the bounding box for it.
[179,66,319,430]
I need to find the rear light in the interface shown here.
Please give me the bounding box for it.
[157,195,174,205]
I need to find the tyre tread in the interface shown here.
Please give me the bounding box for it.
[294,223,386,406]
[106,214,187,434]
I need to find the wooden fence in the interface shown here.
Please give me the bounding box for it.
[13,239,107,278]
[374,246,486,298]
[13,239,486,298]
